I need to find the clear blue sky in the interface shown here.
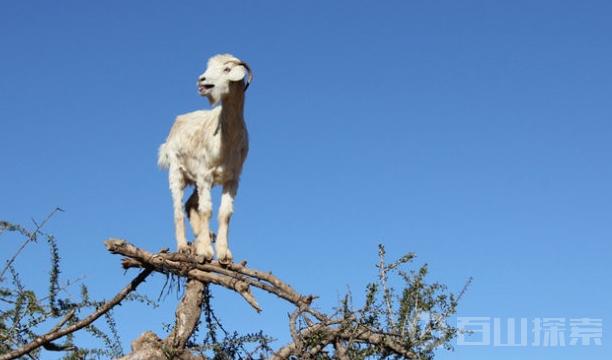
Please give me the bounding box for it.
[1,0,610,358]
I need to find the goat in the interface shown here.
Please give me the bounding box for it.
[158,53,252,263]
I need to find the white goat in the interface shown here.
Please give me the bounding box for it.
[158,54,252,263]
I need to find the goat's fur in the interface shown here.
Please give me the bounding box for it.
[158,54,252,262]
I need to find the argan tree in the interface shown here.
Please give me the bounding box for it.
[0,211,468,359]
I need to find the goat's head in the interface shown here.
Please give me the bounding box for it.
[197,54,252,104]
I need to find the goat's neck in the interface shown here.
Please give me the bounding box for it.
[218,93,245,135]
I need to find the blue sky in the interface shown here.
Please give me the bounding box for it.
[1,0,610,358]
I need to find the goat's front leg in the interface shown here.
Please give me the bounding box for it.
[193,179,214,261]
[216,181,237,264]
[169,168,189,253]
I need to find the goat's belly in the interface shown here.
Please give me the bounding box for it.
[177,154,235,184]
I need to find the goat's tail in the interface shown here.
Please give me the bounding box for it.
[157,143,171,169]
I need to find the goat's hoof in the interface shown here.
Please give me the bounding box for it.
[194,246,214,263]
[177,244,192,255]
[218,258,232,266]
[217,248,233,266]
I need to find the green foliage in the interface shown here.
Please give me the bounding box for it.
[0,215,156,359]
[47,233,61,317]
[288,244,469,359]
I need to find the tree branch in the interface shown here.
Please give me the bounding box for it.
[105,239,314,313]
[167,279,205,350]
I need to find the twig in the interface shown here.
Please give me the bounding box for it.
[39,276,86,303]
[0,208,63,280]
[49,309,76,333]
[377,244,394,330]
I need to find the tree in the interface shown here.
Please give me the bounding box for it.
[0,211,469,359]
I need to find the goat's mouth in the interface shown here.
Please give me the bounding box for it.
[198,84,215,95]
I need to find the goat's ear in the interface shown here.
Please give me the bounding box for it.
[227,65,247,82]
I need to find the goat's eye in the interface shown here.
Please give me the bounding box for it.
[223,67,231,73]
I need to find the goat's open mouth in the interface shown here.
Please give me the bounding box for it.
[198,84,215,94]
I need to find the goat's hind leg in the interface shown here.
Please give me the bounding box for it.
[169,168,190,254]
[185,189,202,237]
